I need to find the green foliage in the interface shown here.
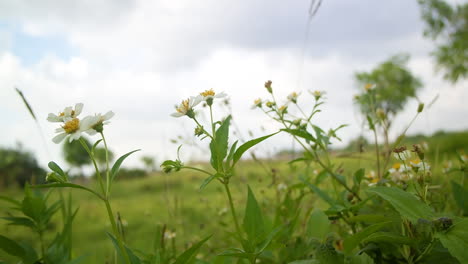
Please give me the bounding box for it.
[436,219,468,263]
[418,0,468,83]
[63,138,92,168]
[0,145,45,187]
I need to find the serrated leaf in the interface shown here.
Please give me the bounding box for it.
[226,140,238,165]
[209,116,231,171]
[111,149,141,182]
[366,187,434,222]
[173,235,211,264]
[232,132,278,167]
[306,209,331,241]
[353,168,365,186]
[243,186,265,245]
[343,221,392,255]
[436,219,468,263]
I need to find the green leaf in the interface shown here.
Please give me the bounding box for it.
[173,235,211,264]
[48,161,67,179]
[226,140,238,165]
[91,139,103,153]
[111,149,141,182]
[436,219,468,263]
[33,183,104,200]
[361,232,414,245]
[288,260,319,264]
[199,174,217,191]
[353,168,365,186]
[0,235,26,258]
[366,186,434,222]
[1,216,36,229]
[243,186,265,245]
[281,128,315,142]
[343,221,392,255]
[0,235,38,264]
[302,179,336,206]
[451,181,468,215]
[347,253,374,264]
[209,116,231,171]
[232,132,278,167]
[0,195,21,207]
[107,233,141,264]
[306,209,331,241]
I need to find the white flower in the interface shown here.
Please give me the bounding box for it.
[171,96,202,118]
[87,111,115,134]
[394,150,411,161]
[409,159,431,171]
[277,183,287,191]
[199,89,227,104]
[47,103,83,123]
[309,90,325,100]
[251,98,262,109]
[52,116,96,144]
[287,92,301,103]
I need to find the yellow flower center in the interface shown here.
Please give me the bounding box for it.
[200,89,215,97]
[176,99,190,113]
[392,163,401,170]
[364,83,374,91]
[410,158,421,166]
[313,91,321,96]
[59,112,65,117]
[254,98,261,105]
[62,118,80,134]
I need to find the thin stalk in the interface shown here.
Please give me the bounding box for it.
[223,183,242,238]
[104,199,131,264]
[193,117,213,139]
[182,166,213,176]
[209,105,215,140]
[100,132,111,197]
[372,128,382,179]
[79,138,106,195]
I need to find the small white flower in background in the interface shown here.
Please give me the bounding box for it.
[309,90,325,100]
[218,207,228,216]
[409,159,431,171]
[87,111,115,134]
[364,83,375,92]
[251,98,262,109]
[47,103,84,123]
[199,89,226,106]
[394,150,411,161]
[366,170,379,186]
[171,96,202,118]
[164,230,176,239]
[277,183,287,191]
[287,92,301,104]
[388,163,404,174]
[52,116,96,144]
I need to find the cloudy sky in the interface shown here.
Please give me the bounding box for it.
[1,0,467,169]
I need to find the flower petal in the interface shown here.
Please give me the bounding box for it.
[52,133,67,144]
[103,111,115,121]
[47,113,62,122]
[171,112,184,117]
[74,103,84,116]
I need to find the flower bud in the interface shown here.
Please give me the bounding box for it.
[417,103,424,113]
[264,80,273,93]
[46,172,66,183]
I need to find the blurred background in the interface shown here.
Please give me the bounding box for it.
[0,0,467,182]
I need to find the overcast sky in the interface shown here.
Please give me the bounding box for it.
[1,0,467,169]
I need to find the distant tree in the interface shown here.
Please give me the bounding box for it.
[418,0,468,83]
[63,137,91,175]
[94,147,114,171]
[0,144,45,187]
[354,54,423,126]
[141,155,156,173]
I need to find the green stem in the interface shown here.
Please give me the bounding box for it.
[372,127,382,179]
[104,198,131,264]
[192,117,213,139]
[209,105,215,140]
[182,166,213,176]
[100,132,111,197]
[223,183,242,238]
[79,138,106,195]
